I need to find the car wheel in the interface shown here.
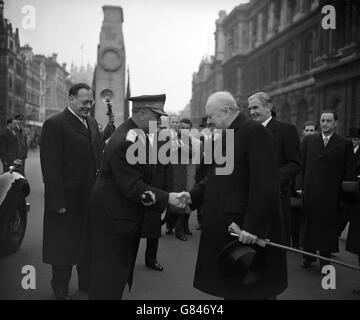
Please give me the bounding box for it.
[0,197,27,257]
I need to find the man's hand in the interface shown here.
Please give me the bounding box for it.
[56,208,66,215]
[141,191,156,206]
[228,222,263,246]
[168,192,187,209]
[177,191,192,205]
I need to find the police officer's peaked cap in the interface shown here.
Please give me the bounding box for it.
[128,94,167,116]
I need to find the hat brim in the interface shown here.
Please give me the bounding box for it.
[150,108,168,116]
[218,240,266,285]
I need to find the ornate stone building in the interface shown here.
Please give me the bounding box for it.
[0,0,26,131]
[43,53,71,119]
[191,0,360,135]
[190,11,227,126]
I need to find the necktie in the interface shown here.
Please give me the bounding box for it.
[81,118,88,129]
[324,137,329,147]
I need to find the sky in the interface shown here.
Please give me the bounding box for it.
[4,0,248,114]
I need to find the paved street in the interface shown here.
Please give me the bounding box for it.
[0,150,359,300]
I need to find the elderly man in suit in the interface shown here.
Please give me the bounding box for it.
[301,110,355,269]
[180,92,287,300]
[39,83,115,300]
[248,92,301,246]
[0,118,21,173]
[89,94,187,300]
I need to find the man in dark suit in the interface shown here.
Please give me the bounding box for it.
[0,118,21,173]
[248,92,301,245]
[13,114,27,176]
[345,128,360,294]
[89,94,186,300]
[180,91,287,300]
[39,83,115,300]
[301,110,355,269]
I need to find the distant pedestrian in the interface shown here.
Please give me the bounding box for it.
[13,114,28,175]
[0,118,21,173]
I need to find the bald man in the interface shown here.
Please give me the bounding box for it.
[248,92,301,246]
[181,92,287,300]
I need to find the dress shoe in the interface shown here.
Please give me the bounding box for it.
[301,260,314,269]
[54,291,72,300]
[185,229,192,235]
[352,286,360,295]
[146,262,164,271]
[176,234,187,241]
[165,229,174,235]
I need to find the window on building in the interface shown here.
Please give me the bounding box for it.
[274,1,281,33]
[286,43,297,77]
[8,57,14,69]
[304,0,312,12]
[9,40,14,50]
[8,77,13,90]
[262,7,268,42]
[334,1,346,51]
[288,0,297,24]
[15,81,22,96]
[272,50,280,82]
[227,28,235,56]
[16,64,22,76]
[303,32,314,72]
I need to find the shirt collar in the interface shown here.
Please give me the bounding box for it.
[322,132,333,141]
[261,116,272,127]
[68,107,87,125]
[354,145,359,154]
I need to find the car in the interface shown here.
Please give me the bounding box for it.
[0,160,30,256]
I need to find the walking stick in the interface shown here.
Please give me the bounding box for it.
[229,231,360,272]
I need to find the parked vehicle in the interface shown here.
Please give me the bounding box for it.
[0,160,30,256]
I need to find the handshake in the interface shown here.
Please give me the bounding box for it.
[168,192,192,209]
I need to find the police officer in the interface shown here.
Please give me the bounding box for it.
[89,94,186,299]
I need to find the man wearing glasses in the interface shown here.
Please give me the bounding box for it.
[39,83,114,300]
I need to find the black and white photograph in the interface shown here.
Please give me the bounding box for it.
[0,0,360,304]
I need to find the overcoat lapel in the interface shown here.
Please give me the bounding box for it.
[64,108,89,138]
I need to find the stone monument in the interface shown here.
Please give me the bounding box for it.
[94,6,126,127]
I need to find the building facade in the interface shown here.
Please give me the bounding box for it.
[0,0,26,131]
[44,54,70,119]
[190,0,360,135]
[190,11,227,126]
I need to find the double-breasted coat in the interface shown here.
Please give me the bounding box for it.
[346,147,360,254]
[302,133,355,252]
[40,108,107,265]
[189,114,287,299]
[89,118,169,300]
